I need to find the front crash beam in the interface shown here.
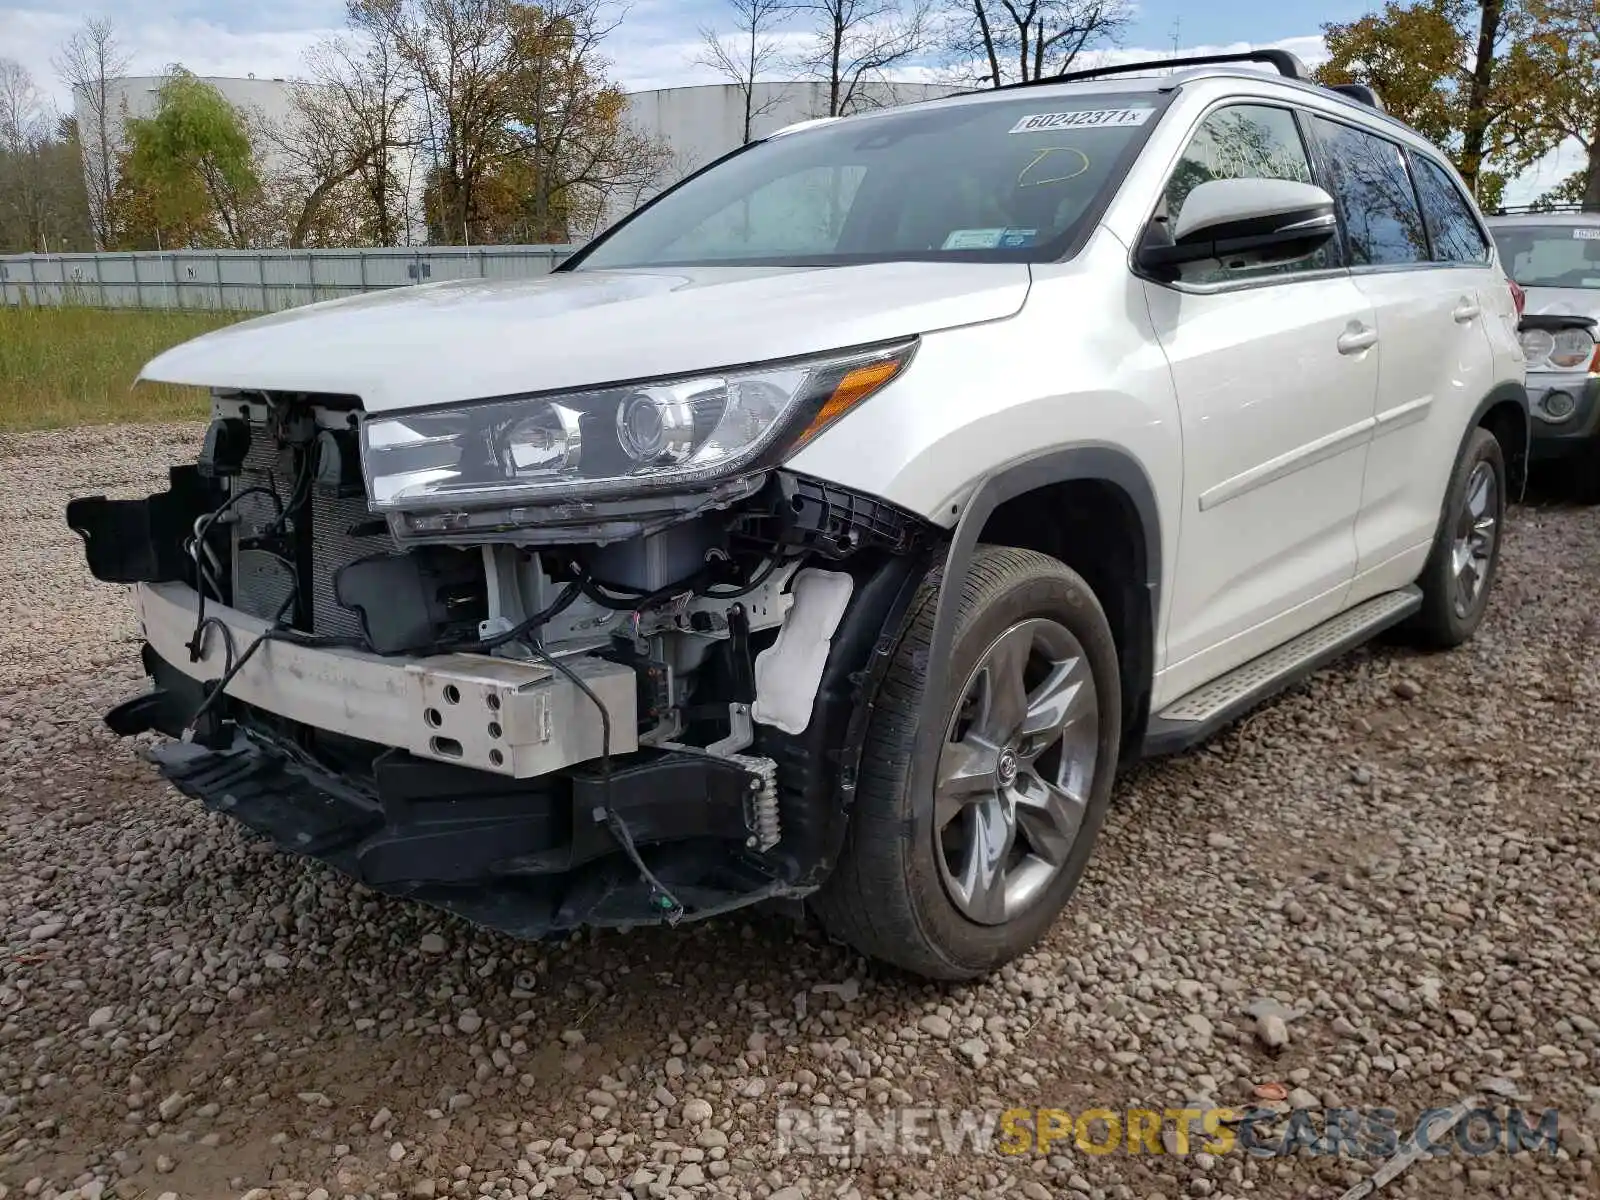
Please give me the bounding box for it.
[135,582,638,778]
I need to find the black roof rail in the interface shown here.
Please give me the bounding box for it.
[1326,82,1386,112]
[1490,202,1600,216]
[989,50,1399,115]
[1033,49,1312,87]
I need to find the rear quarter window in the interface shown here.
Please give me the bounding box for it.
[1411,155,1490,263]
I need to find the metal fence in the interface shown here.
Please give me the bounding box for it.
[0,245,578,312]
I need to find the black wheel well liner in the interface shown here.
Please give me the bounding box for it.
[919,447,1163,764]
[1471,381,1530,495]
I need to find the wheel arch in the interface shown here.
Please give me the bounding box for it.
[920,447,1163,766]
[1471,381,1530,496]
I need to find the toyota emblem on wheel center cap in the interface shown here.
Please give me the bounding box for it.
[997,749,1019,786]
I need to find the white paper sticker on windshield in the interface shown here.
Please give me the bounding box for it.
[943,228,1006,249]
[1009,108,1152,134]
[1573,227,1600,240]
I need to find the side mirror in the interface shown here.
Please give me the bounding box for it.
[1140,179,1338,275]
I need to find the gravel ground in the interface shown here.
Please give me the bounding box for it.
[2,423,1598,1200]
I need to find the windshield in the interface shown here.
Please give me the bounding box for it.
[1491,223,1600,290]
[573,93,1165,270]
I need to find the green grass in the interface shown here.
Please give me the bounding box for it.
[0,305,248,431]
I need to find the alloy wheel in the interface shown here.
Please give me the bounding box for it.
[1451,460,1498,618]
[934,618,1099,926]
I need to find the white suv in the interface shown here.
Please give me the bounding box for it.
[69,51,1526,980]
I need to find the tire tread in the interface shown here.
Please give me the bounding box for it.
[812,546,1115,980]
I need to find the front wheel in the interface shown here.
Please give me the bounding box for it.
[1408,426,1507,648]
[811,546,1121,980]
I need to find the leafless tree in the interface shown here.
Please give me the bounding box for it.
[941,0,1128,87]
[53,17,130,248]
[270,33,417,246]
[696,0,794,143]
[0,58,56,251]
[350,0,525,243]
[794,0,931,116]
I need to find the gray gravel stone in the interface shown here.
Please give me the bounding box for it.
[0,424,1593,1200]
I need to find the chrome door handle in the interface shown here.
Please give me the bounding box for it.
[1453,301,1481,323]
[1337,326,1379,354]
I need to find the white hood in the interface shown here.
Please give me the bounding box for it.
[140,262,1032,413]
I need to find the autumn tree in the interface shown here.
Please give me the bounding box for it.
[697,0,794,143]
[53,17,130,248]
[122,69,264,248]
[351,0,525,245]
[792,0,931,116]
[1505,0,1600,206]
[503,4,671,240]
[1316,0,1539,200]
[941,0,1129,87]
[271,34,418,246]
[355,0,669,244]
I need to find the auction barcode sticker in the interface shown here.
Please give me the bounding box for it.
[1009,108,1153,134]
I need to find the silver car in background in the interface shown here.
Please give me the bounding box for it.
[1487,206,1600,499]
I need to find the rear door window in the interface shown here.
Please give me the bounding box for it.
[1307,117,1430,267]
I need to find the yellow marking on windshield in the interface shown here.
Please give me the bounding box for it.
[1018,147,1091,188]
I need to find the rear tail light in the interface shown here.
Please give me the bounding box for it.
[1509,278,1526,317]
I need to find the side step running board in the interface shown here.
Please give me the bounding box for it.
[1142,587,1422,758]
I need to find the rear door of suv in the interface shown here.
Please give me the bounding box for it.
[1305,114,1500,584]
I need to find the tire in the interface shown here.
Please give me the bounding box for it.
[1408,426,1507,648]
[811,545,1121,980]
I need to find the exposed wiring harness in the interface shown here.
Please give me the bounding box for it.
[704,554,790,599]
[181,590,294,741]
[185,485,283,664]
[181,453,369,736]
[579,554,790,612]
[177,460,752,921]
[524,638,685,923]
[428,576,587,656]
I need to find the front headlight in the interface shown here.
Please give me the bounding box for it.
[1549,327,1596,370]
[1519,327,1556,365]
[361,340,916,511]
[1519,326,1597,372]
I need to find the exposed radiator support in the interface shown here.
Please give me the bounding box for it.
[230,421,389,639]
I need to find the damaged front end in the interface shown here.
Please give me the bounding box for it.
[67,379,936,937]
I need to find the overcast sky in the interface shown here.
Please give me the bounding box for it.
[0,0,1357,108]
[0,0,1583,201]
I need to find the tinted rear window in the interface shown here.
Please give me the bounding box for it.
[1412,156,1489,263]
[1308,117,1430,267]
